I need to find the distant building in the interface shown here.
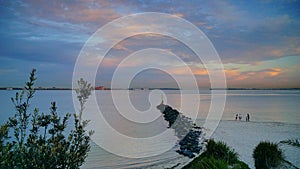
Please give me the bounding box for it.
[95,86,105,90]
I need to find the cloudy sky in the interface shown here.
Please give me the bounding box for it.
[0,0,299,88]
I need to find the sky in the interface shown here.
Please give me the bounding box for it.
[0,0,300,88]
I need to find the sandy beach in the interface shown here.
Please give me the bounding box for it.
[212,120,300,169]
[143,120,300,169]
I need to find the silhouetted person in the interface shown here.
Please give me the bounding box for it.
[238,113,242,120]
[246,113,250,122]
[235,114,238,120]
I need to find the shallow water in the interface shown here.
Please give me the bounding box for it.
[0,90,299,168]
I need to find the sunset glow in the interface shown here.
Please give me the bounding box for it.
[0,0,299,88]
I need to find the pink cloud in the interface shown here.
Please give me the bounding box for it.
[224,68,286,87]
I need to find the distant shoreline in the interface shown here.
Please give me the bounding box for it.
[1,87,300,91]
[210,88,300,90]
[0,87,72,91]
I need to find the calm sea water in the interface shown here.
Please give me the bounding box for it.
[0,90,299,168]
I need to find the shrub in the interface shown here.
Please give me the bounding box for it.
[184,157,228,169]
[183,139,250,169]
[280,138,300,148]
[0,69,93,169]
[232,160,251,169]
[253,141,284,169]
[201,139,239,165]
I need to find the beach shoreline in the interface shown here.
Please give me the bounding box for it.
[141,120,300,169]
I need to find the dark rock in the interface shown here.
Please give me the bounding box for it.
[157,103,203,158]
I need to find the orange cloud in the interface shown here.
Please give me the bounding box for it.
[168,66,208,76]
[75,8,120,22]
[101,57,121,67]
[224,67,282,83]
[193,69,208,75]
[224,69,247,81]
[270,49,284,57]
[205,25,214,30]
[173,13,184,17]
[112,43,131,52]
[48,1,121,24]
[168,67,189,75]
[265,68,281,76]
[224,69,239,77]
[295,47,300,53]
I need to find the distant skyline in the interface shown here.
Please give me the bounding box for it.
[0,0,300,88]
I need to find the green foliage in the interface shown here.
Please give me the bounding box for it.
[183,139,250,169]
[253,141,284,169]
[201,139,239,165]
[75,78,93,122]
[0,69,93,169]
[232,160,251,169]
[184,157,228,169]
[280,138,300,148]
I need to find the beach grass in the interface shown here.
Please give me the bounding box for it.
[182,139,250,169]
[253,141,284,169]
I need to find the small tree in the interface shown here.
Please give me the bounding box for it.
[75,78,93,123]
[253,141,284,169]
[0,69,93,169]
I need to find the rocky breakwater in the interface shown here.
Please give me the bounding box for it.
[157,103,205,158]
